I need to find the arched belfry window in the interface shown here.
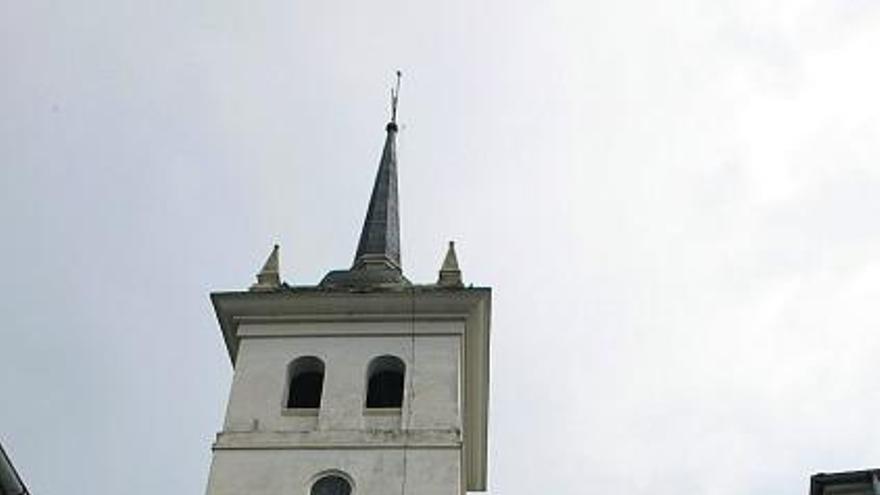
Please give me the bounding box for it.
[311,474,352,495]
[287,356,325,409]
[365,355,405,408]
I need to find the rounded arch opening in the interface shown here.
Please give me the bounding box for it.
[365,355,405,408]
[310,473,352,495]
[287,356,325,409]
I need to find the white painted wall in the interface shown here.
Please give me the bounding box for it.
[206,318,465,495]
[206,448,460,495]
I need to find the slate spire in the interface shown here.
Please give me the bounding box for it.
[352,72,402,271]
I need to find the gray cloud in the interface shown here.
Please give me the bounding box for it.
[2,1,879,494]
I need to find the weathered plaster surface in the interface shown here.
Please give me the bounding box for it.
[206,319,464,495]
[206,448,460,495]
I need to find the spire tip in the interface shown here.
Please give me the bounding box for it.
[390,70,402,125]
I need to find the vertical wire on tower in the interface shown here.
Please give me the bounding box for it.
[400,285,417,495]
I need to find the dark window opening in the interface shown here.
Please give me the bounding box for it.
[287,356,325,409]
[365,355,405,408]
[311,475,352,495]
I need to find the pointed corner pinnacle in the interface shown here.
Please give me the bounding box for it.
[250,244,281,292]
[437,240,463,287]
[441,241,460,271]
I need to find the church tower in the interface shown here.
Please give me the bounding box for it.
[205,88,491,495]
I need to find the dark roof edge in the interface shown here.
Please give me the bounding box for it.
[810,468,880,495]
[0,441,29,495]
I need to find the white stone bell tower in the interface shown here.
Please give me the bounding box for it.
[204,90,491,495]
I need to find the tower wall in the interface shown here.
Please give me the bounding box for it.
[205,318,465,495]
[206,448,460,495]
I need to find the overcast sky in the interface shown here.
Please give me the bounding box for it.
[2,0,880,494]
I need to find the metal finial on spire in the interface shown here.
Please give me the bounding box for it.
[390,70,402,125]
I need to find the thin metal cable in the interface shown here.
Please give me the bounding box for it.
[400,287,417,495]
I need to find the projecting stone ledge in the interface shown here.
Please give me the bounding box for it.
[213,428,463,451]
